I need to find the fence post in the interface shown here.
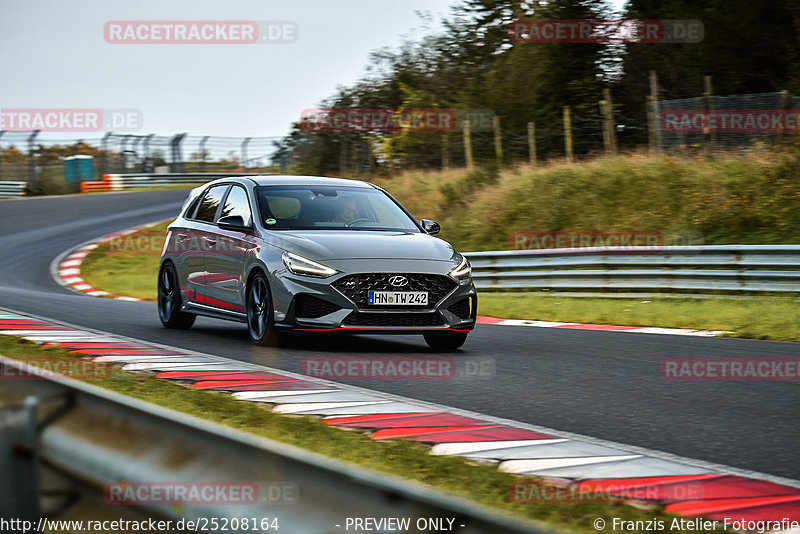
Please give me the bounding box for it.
[779,90,790,146]
[351,140,359,176]
[463,119,474,170]
[600,100,610,153]
[527,122,536,167]
[647,95,656,154]
[0,131,4,181]
[386,137,396,176]
[100,132,110,177]
[703,75,714,157]
[493,116,503,165]
[241,137,251,171]
[649,70,661,155]
[603,88,618,155]
[441,133,449,170]
[339,136,347,177]
[563,106,573,163]
[170,133,186,173]
[142,134,154,173]
[131,136,142,173]
[27,130,39,191]
[366,136,374,174]
[198,135,211,172]
[119,135,130,172]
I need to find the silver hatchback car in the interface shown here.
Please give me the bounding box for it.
[157,175,476,349]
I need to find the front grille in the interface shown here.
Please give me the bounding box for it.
[343,312,445,327]
[333,273,457,309]
[294,294,341,318]
[447,298,471,320]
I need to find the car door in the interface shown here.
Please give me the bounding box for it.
[169,191,203,302]
[181,184,229,307]
[202,184,257,313]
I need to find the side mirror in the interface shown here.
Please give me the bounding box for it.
[217,215,249,231]
[421,219,440,235]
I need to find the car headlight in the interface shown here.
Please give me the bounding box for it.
[282,251,338,278]
[449,256,472,279]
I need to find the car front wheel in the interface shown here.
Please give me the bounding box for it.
[246,271,282,346]
[424,331,469,351]
[157,262,196,329]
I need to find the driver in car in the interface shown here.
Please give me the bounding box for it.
[332,197,358,223]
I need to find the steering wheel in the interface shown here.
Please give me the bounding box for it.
[346,218,370,227]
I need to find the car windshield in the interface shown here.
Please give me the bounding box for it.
[254,185,421,232]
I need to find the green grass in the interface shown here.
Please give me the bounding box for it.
[0,335,732,533]
[372,151,800,251]
[80,221,169,300]
[478,294,800,341]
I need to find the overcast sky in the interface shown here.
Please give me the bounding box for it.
[1,0,624,149]
[0,0,457,143]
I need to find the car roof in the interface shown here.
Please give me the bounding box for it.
[213,175,377,189]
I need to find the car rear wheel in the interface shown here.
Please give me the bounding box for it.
[157,262,196,329]
[423,331,469,351]
[246,272,282,346]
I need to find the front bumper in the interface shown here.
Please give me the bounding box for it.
[270,268,477,333]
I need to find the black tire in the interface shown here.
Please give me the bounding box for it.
[157,262,196,329]
[423,331,469,351]
[246,271,282,346]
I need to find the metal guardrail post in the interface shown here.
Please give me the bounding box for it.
[0,130,4,181]
[199,136,210,173]
[0,396,41,520]
[142,133,154,173]
[242,137,252,171]
[99,132,110,178]
[27,130,39,192]
[131,136,143,171]
[170,133,187,173]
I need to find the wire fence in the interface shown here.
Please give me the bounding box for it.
[0,90,796,194]
[656,91,799,154]
[0,132,283,194]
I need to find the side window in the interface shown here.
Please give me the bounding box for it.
[184,194,203,219]
[194,185,228,223]
[220,186,253,227]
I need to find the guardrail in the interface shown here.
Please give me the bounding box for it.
[79,174,266,193]
[0,181,26,197]
[103,173,264,190]
[0,356,547,533]
[464,245,800,293]
[79,181,112,193]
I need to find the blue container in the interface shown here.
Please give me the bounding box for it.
[64,155,95,182]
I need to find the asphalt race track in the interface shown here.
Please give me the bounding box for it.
[0,190,798,481]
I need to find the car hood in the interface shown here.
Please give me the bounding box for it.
[269,230,457,262]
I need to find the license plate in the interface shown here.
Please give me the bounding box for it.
[368,291,428,305]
